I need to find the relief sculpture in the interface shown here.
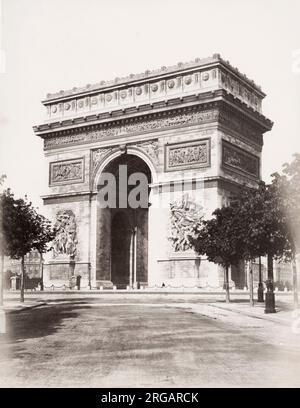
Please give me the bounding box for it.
[169,144,207,167]
[50,159,84,185]
[52,210,78,258]
[166,139,210,171]
[170,194,203,252]
[222,141,259,177]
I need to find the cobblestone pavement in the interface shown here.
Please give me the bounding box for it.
[0,295,300,388]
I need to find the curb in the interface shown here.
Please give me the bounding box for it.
[208,303,293,327]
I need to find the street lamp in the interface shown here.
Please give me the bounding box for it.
[265,254,276,313]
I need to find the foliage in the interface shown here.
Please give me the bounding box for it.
[190,205,243,269]
[271,153,300,256]
[231,181,290,261]
[0,189,55,259]
[190,181,290,276]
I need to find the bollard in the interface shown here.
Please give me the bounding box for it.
[10,276,17,291]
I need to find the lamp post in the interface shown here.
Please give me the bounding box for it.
[265,253,276,313]
[257,256,264,302]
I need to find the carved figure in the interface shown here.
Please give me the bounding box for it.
[53,210,78,257]
[170,194,203,252]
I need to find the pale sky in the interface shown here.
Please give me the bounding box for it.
[0,0,300,209]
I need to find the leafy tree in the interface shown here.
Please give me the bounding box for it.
[191,205,243,303]
[0,189,54,302]
[0,175,7,306]
[231,181,290,271]
[190,180,290,305]
[271,153,300,307]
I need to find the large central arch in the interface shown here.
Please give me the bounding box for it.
[95,151,153,288]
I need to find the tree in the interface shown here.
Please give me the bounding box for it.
[271,153,300,308]
[0,189,54,302]
[230,181,290,310]
[191,205,244,303]
[190,180,290,308]
[0,175,7,309]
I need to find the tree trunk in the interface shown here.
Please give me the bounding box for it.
[224,265,230,303]
[265,252,276,313]
[257,256,264,302]
[0,252,4,306]
[20,256,25,303]
[267,253,274,281]
[293,256,299,310]
[39,252,44,291]
[248,260,254,307]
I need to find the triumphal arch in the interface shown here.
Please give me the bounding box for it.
[34,54,272,289]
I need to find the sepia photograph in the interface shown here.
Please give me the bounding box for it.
[0,0,300,393]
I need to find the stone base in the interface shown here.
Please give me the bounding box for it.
[152,256,222,289]
[96,280,114,289]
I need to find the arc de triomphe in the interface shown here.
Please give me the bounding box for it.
[34,54,272,289]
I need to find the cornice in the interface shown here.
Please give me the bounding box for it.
[43,54,264,103]
[34,90,272,142]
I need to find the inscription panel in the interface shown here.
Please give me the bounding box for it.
[165,139,210,171]
[49,158,84,186]
[222,140,259,178]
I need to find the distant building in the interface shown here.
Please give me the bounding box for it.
[3,250,42,290]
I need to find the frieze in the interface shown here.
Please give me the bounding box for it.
[44,108,219,150]
[218,110,262,146]
[49,158,84,185]
[222,140,259,178]
[165,139,210,171]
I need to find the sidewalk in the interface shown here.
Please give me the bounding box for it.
[208,299,298,326]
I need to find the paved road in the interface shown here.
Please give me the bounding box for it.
[1,299,300,387]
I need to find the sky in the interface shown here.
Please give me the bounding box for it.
[0,0,300,208]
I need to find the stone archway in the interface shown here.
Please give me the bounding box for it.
[111,211,132,288]
[95,153,152,288]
